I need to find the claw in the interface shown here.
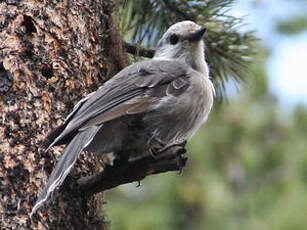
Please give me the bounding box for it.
[177,155,188,175]
[178,140,187,147]
[148,137,188,159]
[148,136,166,159]
[156,139,187,155]
[149,147,159,159]
[176,148,186,155]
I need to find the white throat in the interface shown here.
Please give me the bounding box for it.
[191,42,209,76]
[153,41,209,77]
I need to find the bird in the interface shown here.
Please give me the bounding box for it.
[31,20,215,215]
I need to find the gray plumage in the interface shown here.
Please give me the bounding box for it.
[31,21,215,215]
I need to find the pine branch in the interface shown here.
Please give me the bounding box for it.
[118,0,258,99]
[78,146,187,196]
[161,0,193,20]
[123,41,155,58]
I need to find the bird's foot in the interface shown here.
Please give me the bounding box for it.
[148,136,167,158]
[176,151,188,175]
[149,138,187,159]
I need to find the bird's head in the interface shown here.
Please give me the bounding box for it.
[154,21,208,75]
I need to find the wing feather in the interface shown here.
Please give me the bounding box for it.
[45,60,191,149]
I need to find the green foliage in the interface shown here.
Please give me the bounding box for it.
[117,0,257,99]
[277,15,307,35]
[104,52,307,230]
[106,1,307,229]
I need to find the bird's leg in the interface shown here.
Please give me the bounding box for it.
[156,140,187,155]
[148,137,187,159]
[148,136,166,158]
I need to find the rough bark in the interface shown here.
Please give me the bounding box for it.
[0,0,117,229]
[0,0,187,229]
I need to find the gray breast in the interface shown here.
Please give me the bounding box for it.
[143,70,214,144]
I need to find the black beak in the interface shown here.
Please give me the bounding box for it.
[188,27,207,41]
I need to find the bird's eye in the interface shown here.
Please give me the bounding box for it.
[169,34,179,45]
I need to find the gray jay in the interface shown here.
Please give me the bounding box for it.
[31,20,215,215]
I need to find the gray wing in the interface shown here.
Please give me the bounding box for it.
[32,59,191,215]
[45,59,191,150]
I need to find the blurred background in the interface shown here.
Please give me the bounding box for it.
[104,0,307,229]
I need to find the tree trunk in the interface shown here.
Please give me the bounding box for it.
[0,0,189,228]
[0,0,126,228]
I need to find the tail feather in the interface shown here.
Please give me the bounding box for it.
[31,125,102,216]
[40,123,67,150]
